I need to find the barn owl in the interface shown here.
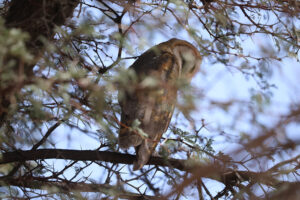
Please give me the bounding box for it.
[118,38,202,170]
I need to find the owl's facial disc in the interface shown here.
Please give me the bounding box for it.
[173,45,201,80]
[181,51,196,73]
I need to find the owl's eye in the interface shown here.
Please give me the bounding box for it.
[182,58,186,69]
[189,64,196,73]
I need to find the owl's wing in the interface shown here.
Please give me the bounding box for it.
[118,88,147,148]
[118,48,179,170]
[119,49,176,148]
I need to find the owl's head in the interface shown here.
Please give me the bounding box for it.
[161,38,202,80]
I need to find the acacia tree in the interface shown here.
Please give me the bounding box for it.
[0,0,299,199]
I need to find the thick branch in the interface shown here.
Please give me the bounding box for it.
[0,148,187,169]
[0,148,291,188]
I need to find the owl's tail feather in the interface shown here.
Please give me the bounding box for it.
[133,140,151,170]
[118,127,143,149]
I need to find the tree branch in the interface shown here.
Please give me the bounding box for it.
[1,176,156,199]
[0,149,189,170]
[0,148,294,188]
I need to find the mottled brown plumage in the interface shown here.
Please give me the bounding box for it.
[118,38,202,170]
